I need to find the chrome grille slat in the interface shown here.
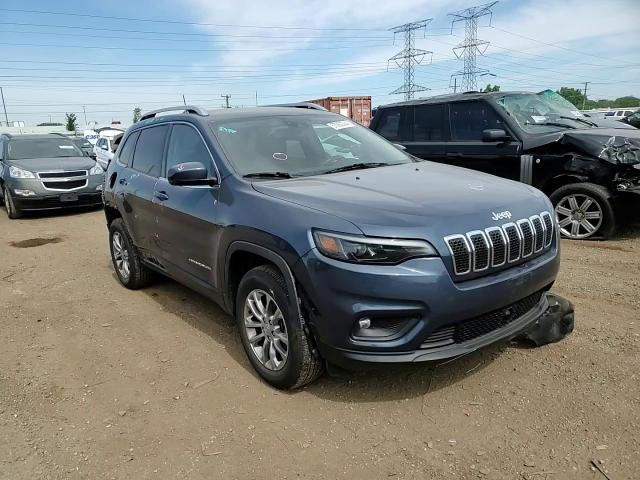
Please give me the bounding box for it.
[467,230,490,272]
[444,234,471,275]
[445,211,554,278]
[517,219,534,258]
[529,215,545,253]
[540,211,554,247]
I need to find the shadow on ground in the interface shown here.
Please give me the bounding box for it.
[141,274,509,403]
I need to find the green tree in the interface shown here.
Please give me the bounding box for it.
[483,84,500,92]
[557,87,586,108]
[612,96,640,108]
[133,106,142,123]
[65,113,77,132]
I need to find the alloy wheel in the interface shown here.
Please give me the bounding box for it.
[555,193,603,239]
[112,231,131,280]
[243,289,289,371]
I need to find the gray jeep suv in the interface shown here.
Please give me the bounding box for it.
[103,105,570,389]
[0,134,104,218]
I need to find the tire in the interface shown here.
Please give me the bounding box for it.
[549,183,615,240]
[108,218,153,289]
[3,186,22,219]
[235,265,323,389]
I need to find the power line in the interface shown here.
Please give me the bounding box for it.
[490,25,639,66]
[0,41,391,53]
[388,20,433,100]
[0,21,392,40]
[0,7,388,31]
[448,1,497,92]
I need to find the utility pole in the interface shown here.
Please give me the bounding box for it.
[582,82,589,110]
[449,1,498,92]
[452,77,457,93]
[221,94,231,108]
[0,87,8,126]
[82,105,87,125]
[255,91,258,106]
[182,94,187,106]
[388,19,433,101]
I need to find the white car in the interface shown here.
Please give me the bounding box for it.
[93,137,114,169]
[93,134,123,169]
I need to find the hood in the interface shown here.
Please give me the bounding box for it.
[252,162,551,242]
[6,156,97,172]
[525,127,640,165]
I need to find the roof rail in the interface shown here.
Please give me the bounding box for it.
[265,102,328,111]
[140,105,209,122]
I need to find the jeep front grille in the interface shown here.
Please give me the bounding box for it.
[444,211,554,277]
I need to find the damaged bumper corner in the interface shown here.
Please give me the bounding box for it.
[516,293,574,347]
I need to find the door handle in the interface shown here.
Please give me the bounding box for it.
[154,190,169,201]
[119,178,128,186]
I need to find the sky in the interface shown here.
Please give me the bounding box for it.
[0,0,638,126]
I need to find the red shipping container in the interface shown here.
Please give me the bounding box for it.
[307,96,372,127]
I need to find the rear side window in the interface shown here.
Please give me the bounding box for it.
[414,104,445,141]
[375,108,410,141]
[450,101,504,141]
[117,131,139,166]
[131,125,168,177]
[165,124,213,176]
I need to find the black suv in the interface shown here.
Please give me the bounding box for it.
[371,90,640,239]
[103,105,570,389]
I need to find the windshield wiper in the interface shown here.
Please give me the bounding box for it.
[525,121,577,129]
[320,162,398,175]
[243,172,294,179]
[557,115,597,127]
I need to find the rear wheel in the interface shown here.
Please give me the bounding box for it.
[108,218,153,289]
[236,265,323,389]
[3,186,22,219]
[550,183,615,240]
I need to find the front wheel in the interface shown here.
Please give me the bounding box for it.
[3,186,22,219]
[236,265,323,389]
[549,183,615,240]
[108,218,153,289]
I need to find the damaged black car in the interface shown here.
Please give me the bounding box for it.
[371,90,640,239]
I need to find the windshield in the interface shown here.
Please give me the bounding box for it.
[7,138,84,160]
[72,138,93,150]
[212,114,411,178]
[496,91,594,132]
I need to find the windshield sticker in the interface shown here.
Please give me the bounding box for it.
[58,145,75,149]
[326,120,355,130]
[218,126,237,134]
[273,152,288,161]
[530,115,547,123]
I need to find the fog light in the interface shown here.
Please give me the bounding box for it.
[358,318,371,329]
[96,184,103,191]
[14,189,36,197]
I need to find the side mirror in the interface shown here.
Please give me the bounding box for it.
[482,129,510,142]
[168,162,218,186]
[392,143,407,151]
[89,153,97,159]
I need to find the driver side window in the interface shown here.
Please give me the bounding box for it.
[450,101,504,141]
[165,124,214,177]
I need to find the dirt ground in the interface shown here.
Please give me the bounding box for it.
[0,208,638,480]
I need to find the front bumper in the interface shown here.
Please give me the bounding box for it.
[6,175,104,211]
[294,243,560,368]
[12,192,103,211]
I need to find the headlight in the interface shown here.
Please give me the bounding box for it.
[89,164,104,175]
[312,230,438,265]
[9,165,36,179]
